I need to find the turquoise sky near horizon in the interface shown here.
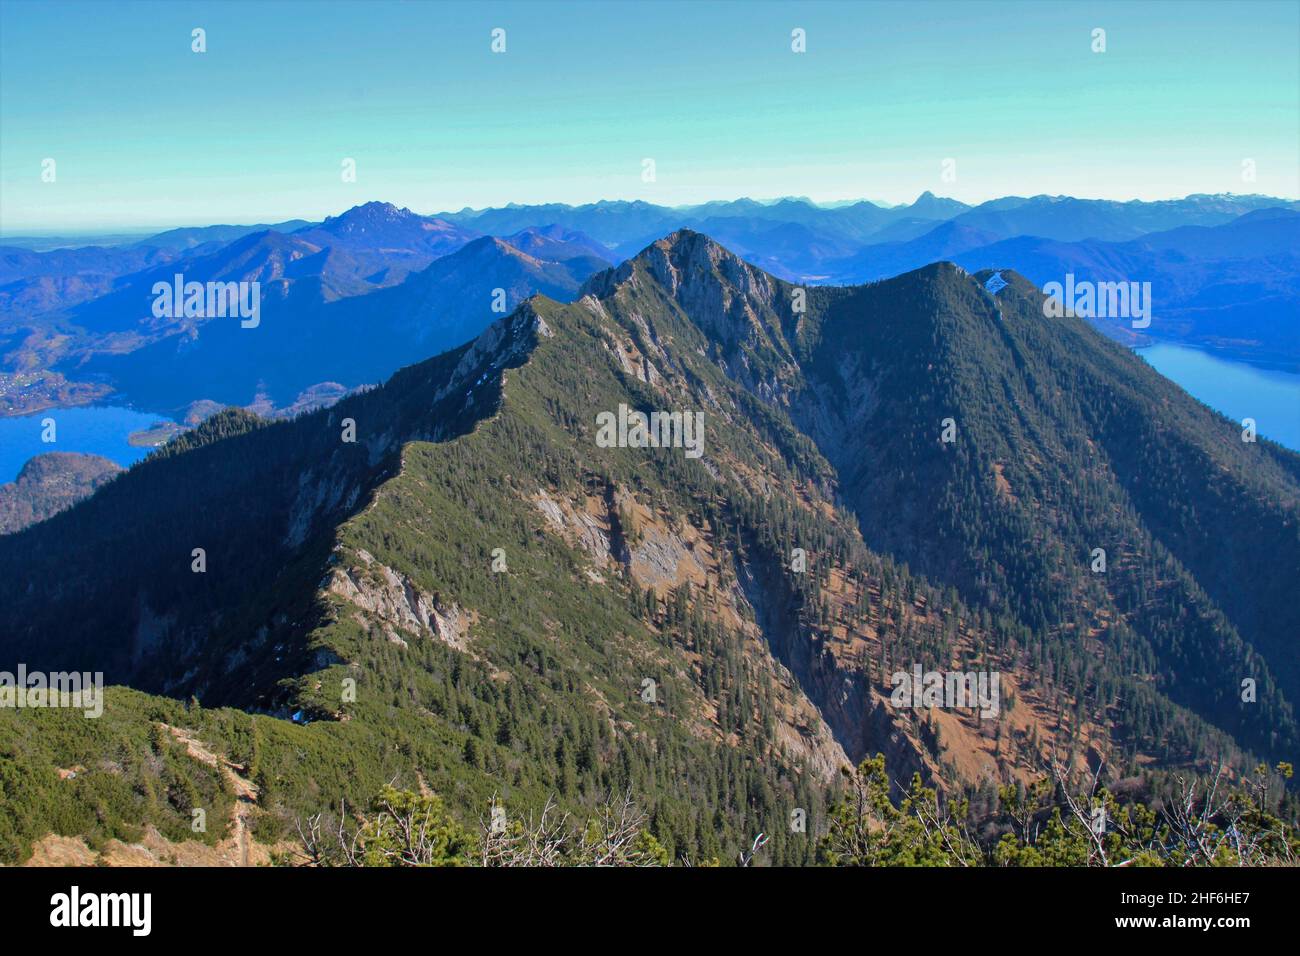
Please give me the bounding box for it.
[1,0,1297,233]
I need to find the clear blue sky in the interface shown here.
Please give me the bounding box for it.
[1,0,1297,232]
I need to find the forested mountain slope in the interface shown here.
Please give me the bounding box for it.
[1,232,1295,866]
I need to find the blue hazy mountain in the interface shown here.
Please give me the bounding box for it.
[823,220,1005,282]
[948,193,1298,243]
[5,195,1298,420]
[820,208,1300,367]
[58,232,605,414]
[435,192,1295,280]
[501,224,617,264]
[289,201,482,283]
[0,243,180,284]
[950,210,1300,366]
[135,219,314,252]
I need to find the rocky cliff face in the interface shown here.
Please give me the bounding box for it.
[327,547,472,652]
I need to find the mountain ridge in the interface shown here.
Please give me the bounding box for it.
[2,229,1297,867]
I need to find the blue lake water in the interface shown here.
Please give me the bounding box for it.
[0,405,168,482]
[1135,343,1300,452]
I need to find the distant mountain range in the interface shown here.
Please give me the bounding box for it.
[59,230,606,414]
[0,208,610,415]
[821,208,1300,365]
[1,193,1296,422]
[433,192,1294,270]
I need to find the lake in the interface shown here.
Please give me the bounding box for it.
[1136,343,1300,452]
[0,405,169,482]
